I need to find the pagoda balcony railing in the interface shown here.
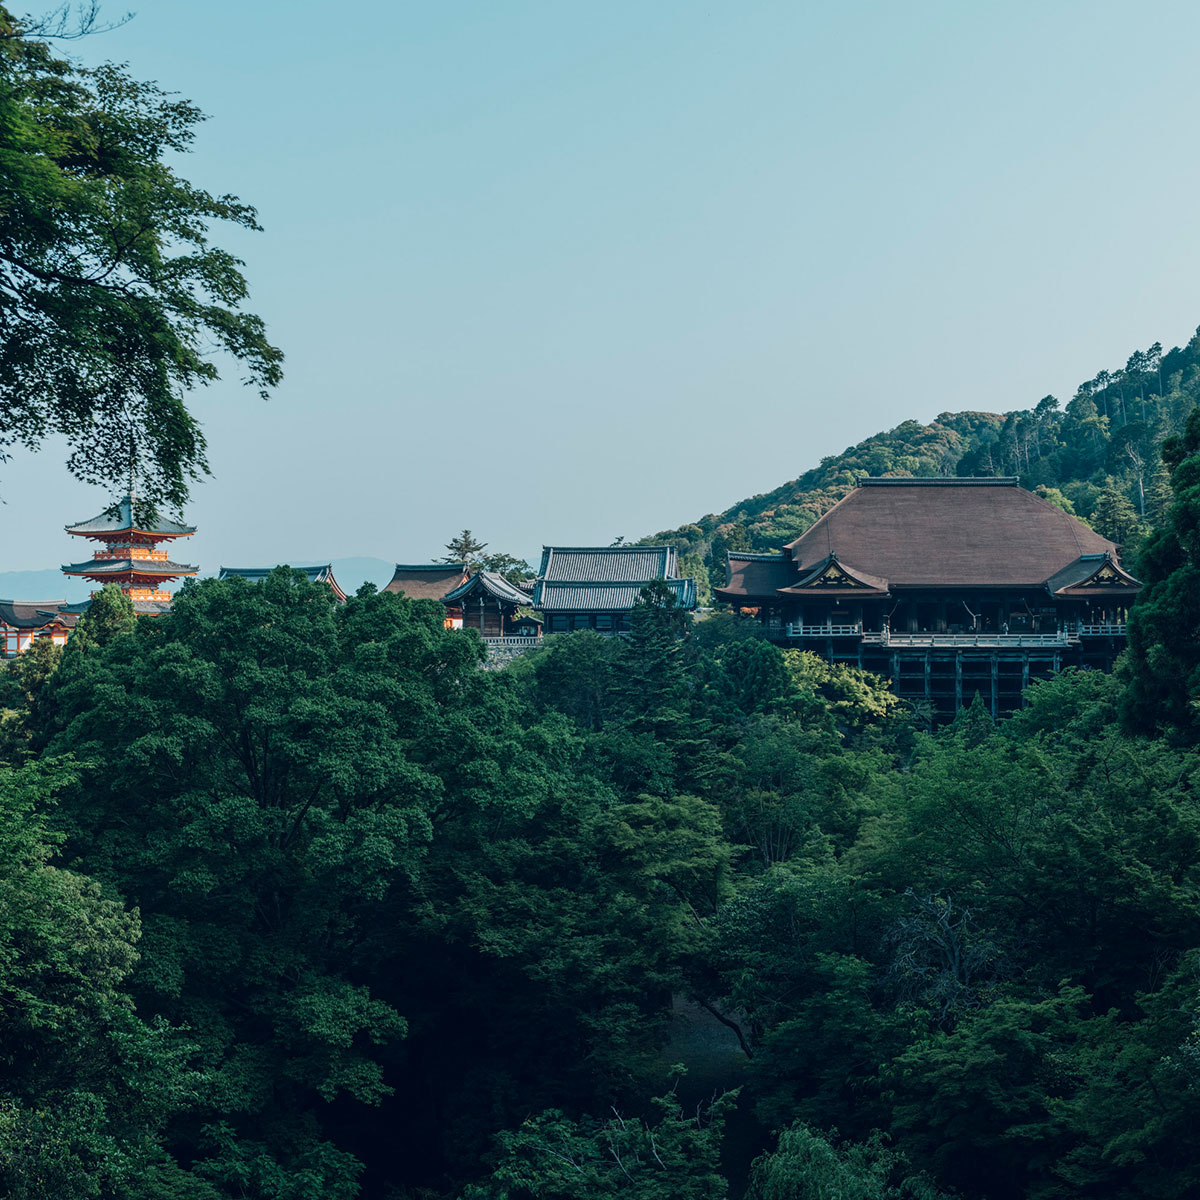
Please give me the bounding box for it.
[786,623,863,638]
[1077,623,1127,637]
[481,635,542,648]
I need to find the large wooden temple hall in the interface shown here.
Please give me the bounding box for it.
[717,477,1141,719]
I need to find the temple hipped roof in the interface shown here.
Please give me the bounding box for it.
[535,578,698,613]
[715,552,798,601]
[66,495,195,538]
[385,563,470,602]
[442,570,531,607]
[61,558,197,578]
[785,478,1122,588]
[537,546,680,583]
[0,599,76,629]
[532,545,697,612]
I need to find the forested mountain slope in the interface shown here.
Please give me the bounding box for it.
[653,328,1200,597]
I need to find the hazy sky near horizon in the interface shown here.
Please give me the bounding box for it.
[6,0,1200,572]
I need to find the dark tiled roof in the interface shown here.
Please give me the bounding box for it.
[66,494,195,537]
[780,553,890,595]
[858,476,1022,488]
[1045,553,1141,596]
[785,479,1119,588]
[384,563,470,601]
[218,565,347,601]
[535,578,698,613]
[0,599,72,629]
[62,558,198,578]
[63,597,173,617]
[715,553,795,600]
[442,570,531,607]
[537,546,680,582]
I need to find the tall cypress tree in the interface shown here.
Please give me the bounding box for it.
[1123,407,1200,740]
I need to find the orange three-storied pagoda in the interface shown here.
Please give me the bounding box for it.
[62,494,198,612]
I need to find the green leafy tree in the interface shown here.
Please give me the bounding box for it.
[0,7,282,508]
[69,582,136,651]
[462,1092,736,1200]
[0,758,215,1199]
[749,1124,951,1200]
[1089,481,1143,545]
[445,529,489,565]
[481,550,533,583]
[43,572,485,1193]
[1124,406,1200,738]
[0,637,61,763]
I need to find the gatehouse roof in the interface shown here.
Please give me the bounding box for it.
[384,563,471,602]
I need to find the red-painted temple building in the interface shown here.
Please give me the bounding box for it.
[0,600,78,657]
[61,494,198,614]
[717,477,1141,719]
[384,564,472,627]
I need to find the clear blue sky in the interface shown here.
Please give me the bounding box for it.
[7,0,1200,574]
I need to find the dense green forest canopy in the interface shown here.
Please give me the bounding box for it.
[655,330,1200,599]
[2,450,1200,1199]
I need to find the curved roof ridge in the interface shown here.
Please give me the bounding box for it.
[783,480,1117,587]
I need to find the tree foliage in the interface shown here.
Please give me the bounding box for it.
[0,6,282,508]
[1,494,1199,1198]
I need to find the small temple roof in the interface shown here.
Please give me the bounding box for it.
[779,553,890,596]
[1044,553,1141,596]
[218,564,347,601]
[442,570,531,607]
[131,599,175,615]
[57,597,174,617]
[66,495,196,538]
[384,563,471,602]
[534,578,698,613]
[537,545,681,583]
[714,552,795,601]
[62,557,198,578]
[784,478,1120,589]
[0,599,76,629]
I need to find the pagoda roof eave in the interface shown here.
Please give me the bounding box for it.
[67,527,196,540]
[65,495,196,538]
[66,492,196,540]
[61,558,198,578]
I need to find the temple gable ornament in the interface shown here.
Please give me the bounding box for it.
[1081,562,1134,588]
